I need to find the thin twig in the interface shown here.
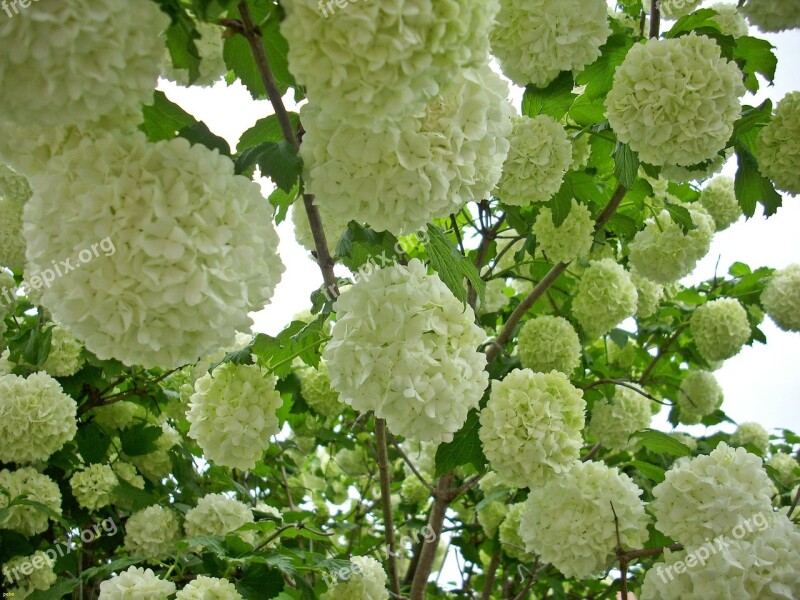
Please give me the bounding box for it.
[390,436,435,493]
[376,419,401,596]
[582,379,673,406]
[581,443,602,462]
[650,0,661,39]
[481,552,502,600]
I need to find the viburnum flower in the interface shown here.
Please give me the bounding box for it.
[495,115,572,205]
[124,505,182,560]
[184,493,255,543]
[126,423,182,483]
[112,461,146,491]
[632,272,666,319]
[730,422,771,454]
[572,259,638,338]
[323,260,489,444]
[742,0,800,32]
[709,3,750,37]
[588,386,653,451]
[678,370,724,424]
[760,93,800,195]
[516,315,581,375]
[162,22,228,87]
[2,551,57,597]
[700,176,742,231]
[301,64,513,235]
[767,453,799,487]
[519,460,649,578]
[297,361,342,418]
[0,197,25,272]
[177,576,243,600]
[479,369,586,487]
[651,442,774,547]
[0,467,62,536]
[690,298,751,362]
[98,566,176,600]
[0,0,169,128]
[532,200,595,264]
[477,278,511,315]
[69,464,118,511]
[0,164,31,204]
[491,0,611,87]
[657,0,702,18]
[570,135,592,171]
[628,207,715,284]
[91,401,148,432]
[0,372,77,463]
[661,149,732,183]
[36,325,84,377]
[499,503,535,562]
[23,132,284,369]
[321,556,389,600]
[761,264,800,332]
[606,34,745,166]
[187,362,282,471]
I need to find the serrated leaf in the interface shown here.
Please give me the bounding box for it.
[238,113,300,152]
[435,410,486,476]
[613,142,639,189]
[425,225,485,306]
[549,188,573,228]
[522,72,577,120]
[665,8,722,38]
[629,429,692,457]
[269,185,299,225]
[112,479,160,512]
[664,203,696,235]
[236,563,285,600]
[179,122,231,156]
[734,144,782,218]
[154,0,201,82]
[733,36,777,94]
[252,318,328,377]
[224,34,266,99]
[629,460,666,483]
[335,222,401,272]
[75,423,112,465]
[140,91,197,141]
[119,424,163,457]
[236,140,302,191]
[576,34,633,99]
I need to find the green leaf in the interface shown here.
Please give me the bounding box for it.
[236,140,303,192]
[549,187,573,228]
[425,225,485,306]
[179,122,231,156]
[119,424,163,457]
[734,144,782,218]
[112,479,160,512]
[260,18,296,95]
[613,142,639,189]
[269,185,299,226]
[629,460,666,483]
[663,203,696,235]
[733,36,777,94]
[729,262,751,277]
[252,318,329,377]
[522,72,577,120]
[236,563,286,600]
[224,34,266,100]
[629,429,692,457]
[27,578,81,600]
[238,113,300,152]
[140,91,198,142]
[75,423,112,465]
[435,409,487,476]
[154,0,201,82]
[665,8,722,38]
[335,222,402,273]
[576,34,633,99]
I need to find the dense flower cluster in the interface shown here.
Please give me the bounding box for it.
[690,298,751,362]
[301,65,512,234]
[519,461,649,578]
[2,551,57,597]
[730,422,771,454]
[0,197,25,272]
[176,576,243,600]
[0,0,168,128]
[187,363,282,470]
[570,135,592,171]
[69,464,118,511]
[491,0,611,87]
[478,500,508,538]
[298,361,342,418]
[495,115,572,205]
[767,453,799,487]
[532,200,595,264]
[606,34,745,166]
[24,132,284,369]
[628,207,715,284]
[321,556,389,600]
[0,164,31,204]
[516,316,582,375]
[0,372,77,463]
[184,494,254,542]
[124,506,182,560]
[34,326,84,377]
[162,23,228,87]
[678,370,724,424]
[632,272,666,319]
[760,93,800,192]
[498,503,535,562]
[572,259,638,338]
[651,442,773,547]
[478,278,511,314]
[323,260,488,444]
[98,566,176,600]
[742,0,800,32]
[479,369,586,487]
[709,2,750,37]
[126,423,182,483]
[0,467,62,536]
[761,264,800,332]
[92,401,148,432]
[699,176,742,231]
[588,386,652,451]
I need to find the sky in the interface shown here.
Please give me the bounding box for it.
[159,1,800,440]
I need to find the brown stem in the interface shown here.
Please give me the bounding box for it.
[375,419,401,597]
[581,443,602,462]
[649,0,661,38]
[481,552,502,600]
[409,473,453,600]
[620,544,684,562]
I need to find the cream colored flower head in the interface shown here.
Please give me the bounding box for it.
[572,259,638,338]
[757,91,800,195]
[762,264,800,332]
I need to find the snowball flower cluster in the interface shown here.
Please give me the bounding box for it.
[323,260,488,444]
[38,325,84,377]
[321,556,389,600]
[498,503,535,562]
[0,0,168,128]
[0,372,77,463]
[0,197,25,272]
[177,577,243,600]
[478,500,508,538]
[124,505,182,560]
[69,464,118,511]
[187,362,282,470]
[570,135,592,171]
[478,278,511,314]
[606,34,745,167]
[479,369,586,487]
[495,115,572,205]
[491,0,610,87]
[651,442,774,547]
[709,3,750,37]
[761,264,800,332]
[632,272,666,319]
[628,207,715,284]
[690,298,751,362]
[92,401,148,432]
[572,259,638,338]
[0,164,31,204]
[24,132,284,369]
[519,461,649,578]
[2,551,57,597]
[758,93,800,195]
[767,453,799,487]
[700,176,742,231]
[516,315,581,375]
[98,566,176,600]
[298,361,342,418]
[0,467,62,536]
[588,386,653,451]
[162,22,228,87]
[678,370,723,424]
[126,423,182,483]
[301,65,512,235]
[184,494,254,542]
[532,200,595,264]
[730,422,770,454]
[742,0,800,32]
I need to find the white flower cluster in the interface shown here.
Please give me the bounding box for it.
[126,423,182,483]
[69,464,118,511]
[177,576,243,600]
[491,0,611,87]
[588,386,653,451]
[0,164,31,204]
[2,551,57,597]
[162,22,228,87]
[572,259,638,338]
[0,372,77,463]
[31,325,84,377]
[742,0,800,32]
[628,207,715,284]
[709,3,750,37]
[0,0,168,128]
[301,65,512,235]
[678,370,724,424]
[321,556,389,600]
[0,467,62,536]
[519,461,649,578]
[478,278,511,315]
[24,132,284,369]
[298,361,342,418]
[516,315,582,375]
[498,503,535,562]
[570,135,592,171]
[659,0,702,18]
[124,506,182,560]
[758,92,800,195]
[98,566,176,600]
[184,493,254,542]
[767,453,799,487]
[187,362,282,471]
[189,331,253,385]
[690,298,751,362]
[532,200,595,264]
[606,34,745,167]
[761,264,800,332]
[323,260,488,444]
[699,176,742,231]
[0,197,25,272]
[730,422,771,454]
[479,369,586,487]
[495,115,572,205]
[632,272,666,319]
[652,442,773,547]
[92,401,148,432]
